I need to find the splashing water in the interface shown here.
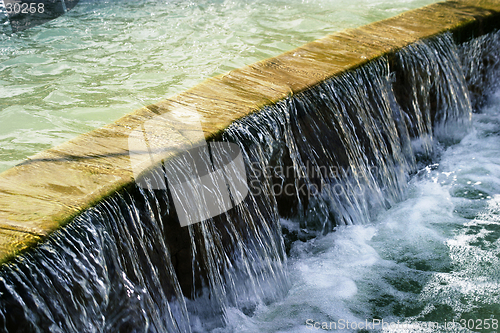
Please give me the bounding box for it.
[0,27,499,333]
[223,84,500,333]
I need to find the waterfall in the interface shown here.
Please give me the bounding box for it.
[0,30,498,332]
[228,33,471,239]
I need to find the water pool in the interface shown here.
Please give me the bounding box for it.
[0,0,440,173]
[1,2,499,332]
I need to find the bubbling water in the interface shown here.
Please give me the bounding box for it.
[213,32,500,333]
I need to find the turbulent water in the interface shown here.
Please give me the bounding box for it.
[1,8,500,333]
[204,33,500,332]
[218,91,500,333]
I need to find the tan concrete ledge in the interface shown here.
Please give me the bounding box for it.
[0,0,499,264]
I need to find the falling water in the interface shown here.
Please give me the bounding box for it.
[227,33,472,239]
[0,30,498,332]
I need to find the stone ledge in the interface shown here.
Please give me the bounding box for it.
[0,0,499,264]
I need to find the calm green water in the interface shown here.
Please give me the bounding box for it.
[0,0,439,173]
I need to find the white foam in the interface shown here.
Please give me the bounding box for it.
[213,84,500,332]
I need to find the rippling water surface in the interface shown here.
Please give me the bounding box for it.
[0,0,439,172]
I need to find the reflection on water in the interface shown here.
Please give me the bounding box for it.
[0,0,439,173]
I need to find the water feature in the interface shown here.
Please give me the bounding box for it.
[1,15,499,331]
[0,0,441,173]
[2,0,500,331]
